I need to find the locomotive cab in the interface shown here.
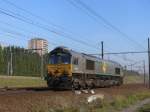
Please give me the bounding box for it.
[46,47,72,89]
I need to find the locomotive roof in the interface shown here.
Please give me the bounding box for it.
[51,46,122,67]
[82,53,122,66]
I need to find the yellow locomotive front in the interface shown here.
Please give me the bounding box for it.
[47,64,72,77]
[46,47,72,89]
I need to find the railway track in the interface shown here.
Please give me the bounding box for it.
[0,87,52,95]
[0,83,148,112]
[0,83,147,94]
[0,86,50,91]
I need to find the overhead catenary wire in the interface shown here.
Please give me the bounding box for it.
[1,0,72,31]
[67,0,147,69]
[0,2,99,51]
[0,1,147,64]
[0,20,61,46]
[89,51,147,55]
[127,60,142,66]
[0,21,142,64]
[0,26,58,47]
[0,15,141,68]
[66,0,112,31]
[90,42,147,65]
[3,0,146,55]
[2,0,98,46]
[0,25,88,53]
[0,22,146,73]
[67,0,145,50]
[101,42,137,62]
[0,18,142,64]
[2,0,147,51]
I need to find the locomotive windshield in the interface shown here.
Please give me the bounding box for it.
[49,53,71,64]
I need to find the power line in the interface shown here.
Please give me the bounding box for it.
[1,0,70,31]
[75,0,145,49]
[0,25,90,52]
[1,0,147,64]
[0,1,99,51]
[2,0,97,45]
[0,20,95,52]
[0,20,60,46]
[68,0,145,50]
[0,8,99,51]
[89,51,147,55]
[66,0,111,31]
[89,50,147,65]
[0,26,58,47]
[98,42,138,63]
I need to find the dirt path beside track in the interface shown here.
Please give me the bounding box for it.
[0,84,149,112]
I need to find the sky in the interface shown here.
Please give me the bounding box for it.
[0,0,149,71]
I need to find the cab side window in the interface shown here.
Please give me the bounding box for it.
[86,59,95,70]
[73,57,78,65]
[115,68,120,74]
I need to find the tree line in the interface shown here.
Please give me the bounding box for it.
[0,45,48,77]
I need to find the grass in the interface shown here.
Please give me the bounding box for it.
[0,74,149,112]
[0,75,47,88]
[27,91,150,112]
[124,74,145,84]
[73,92,150,112]
[0,73,144,88]
[97,91,150,112]
[0,72,144,88]
[138,103,150,112]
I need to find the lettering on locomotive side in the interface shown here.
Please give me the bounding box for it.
[102,62,107,73]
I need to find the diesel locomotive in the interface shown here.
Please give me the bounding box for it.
[46,46,124,89]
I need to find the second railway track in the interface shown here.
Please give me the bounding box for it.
[0,83,147,95]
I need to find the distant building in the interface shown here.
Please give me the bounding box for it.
[28,38,48,55]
